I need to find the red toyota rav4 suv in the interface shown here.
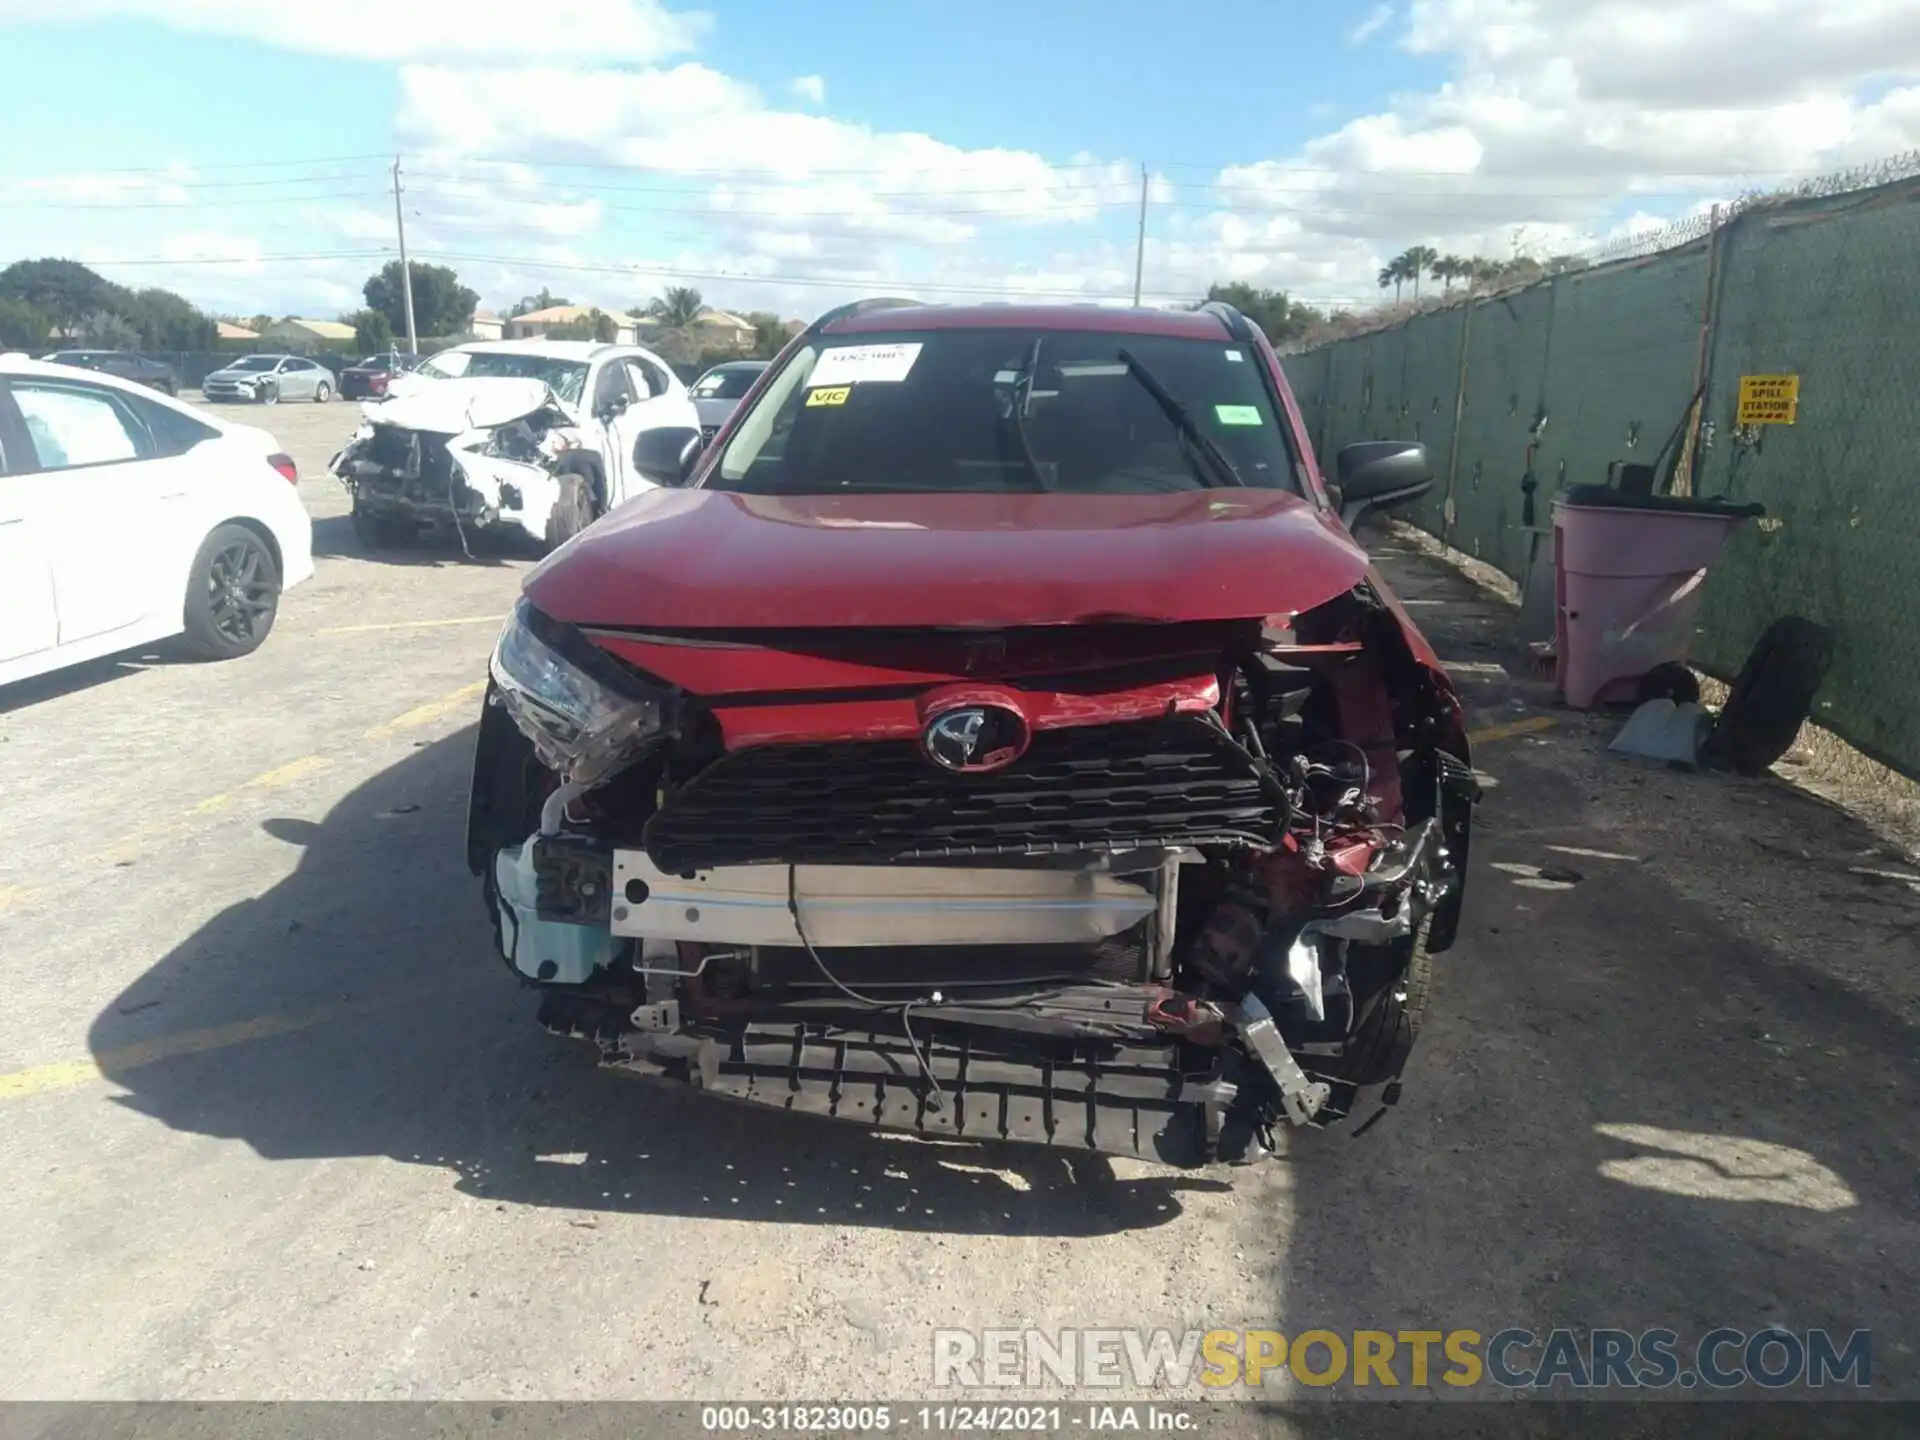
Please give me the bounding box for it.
[465,298,1473,1167]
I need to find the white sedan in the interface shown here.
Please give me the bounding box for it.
[0,355,314,688]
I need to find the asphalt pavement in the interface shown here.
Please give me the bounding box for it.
[0,398,1914,1410]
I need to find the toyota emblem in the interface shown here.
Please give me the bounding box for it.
[922,705,1029,773]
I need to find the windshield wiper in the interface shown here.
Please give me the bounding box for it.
[1115,347,1245,488]
[1004,336,1048,491]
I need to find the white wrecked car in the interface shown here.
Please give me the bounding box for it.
[329,341,698,553]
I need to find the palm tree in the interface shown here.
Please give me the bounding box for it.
[1377,263,1405,304]
[1432,255,1468,295]
[1399,246,1440,300]
[646,285,704,329]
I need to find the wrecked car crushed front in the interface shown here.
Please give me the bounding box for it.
[464,299,1474,1168]
[330,376,591,551]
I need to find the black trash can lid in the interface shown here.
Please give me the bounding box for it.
[1559,484,1765,519]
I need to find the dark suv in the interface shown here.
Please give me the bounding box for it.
[465,298,1473,1170]
[43,350,179,395]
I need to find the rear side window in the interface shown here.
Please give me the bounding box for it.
[7,380,150,471]
[123,393,219,457]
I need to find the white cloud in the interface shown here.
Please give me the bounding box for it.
[1171,0,1920,302]
[0,0,707,62]
[15,0,1920,321]
[394,64,1143,251]
[1349,4,1395,45]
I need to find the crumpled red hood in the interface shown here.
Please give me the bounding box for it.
[523,487,1372,630]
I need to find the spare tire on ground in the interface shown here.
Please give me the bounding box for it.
[1705,617,1835,776]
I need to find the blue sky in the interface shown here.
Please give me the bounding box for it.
[2,0,1915,321]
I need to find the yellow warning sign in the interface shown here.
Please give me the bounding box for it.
[1737,374,1800,426]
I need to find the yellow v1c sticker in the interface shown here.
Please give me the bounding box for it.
[807,385,852,407]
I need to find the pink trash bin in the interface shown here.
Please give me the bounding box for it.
[1552,486,1764,709]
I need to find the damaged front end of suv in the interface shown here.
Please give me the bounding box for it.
[330,379,591,549]
[463,303,1475,1168]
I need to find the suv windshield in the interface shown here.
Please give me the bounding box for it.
[710,328,1299,496]
[458,352,590,404]
[229,357,279,372]
[692,365,764,400]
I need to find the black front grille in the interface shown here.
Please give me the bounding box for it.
[368,425,455,487]
[644,716,1276,869]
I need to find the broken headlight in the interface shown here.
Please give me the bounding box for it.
[488,598,672,787]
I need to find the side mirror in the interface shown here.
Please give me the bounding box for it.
[1333,441,1432,532]
[633,425,703,487]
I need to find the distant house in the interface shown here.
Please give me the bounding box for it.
[691,307,757,353]
[469,309,504,341]
[503,305,637,343]
[263,318,357,351]
[216,321,259,341]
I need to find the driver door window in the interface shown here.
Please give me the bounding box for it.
[593,363,634,417]
[626,359,666,401]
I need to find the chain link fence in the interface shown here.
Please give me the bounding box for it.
[1282,169,1920,781]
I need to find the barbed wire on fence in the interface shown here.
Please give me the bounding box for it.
[1581,149,1920,265]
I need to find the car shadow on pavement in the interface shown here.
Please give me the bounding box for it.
[1269,740,1920,1400]
[309,515,522,568]
[0,646,200,713]
[85,731,1222,1239]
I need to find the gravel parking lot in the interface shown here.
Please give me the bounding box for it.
[0,396,1914,1414]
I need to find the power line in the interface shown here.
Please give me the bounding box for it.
[415,248,1204,302]
[11,190,390,211]
[408,169,1138,200]
[1149,158,1861,179]
[20,152,394,177]
[72,248,392,266]
[4,169,385,194]
[447,153,1138,179]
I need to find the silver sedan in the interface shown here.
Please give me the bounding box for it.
[201,354,335,405]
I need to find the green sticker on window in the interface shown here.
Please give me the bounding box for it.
[1215,404,1262,426]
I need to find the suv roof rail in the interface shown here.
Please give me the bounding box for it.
[806,296,924,336]
[1199,300,1257,344]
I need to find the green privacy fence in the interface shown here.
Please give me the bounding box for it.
[1282,174,1920,780]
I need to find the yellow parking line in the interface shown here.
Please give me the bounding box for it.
[1467,715,1559,745]
[317,617,503,636]
[0,1012,328,1101]
[187,753,334,815]
[361,679,486,740]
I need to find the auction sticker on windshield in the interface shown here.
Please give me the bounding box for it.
[806,385,851,407]
[1215,404,1263,426]
[810,342,924,388]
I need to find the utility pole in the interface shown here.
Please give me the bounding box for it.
[1132,163,1148,307]
[391,156,418,355]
